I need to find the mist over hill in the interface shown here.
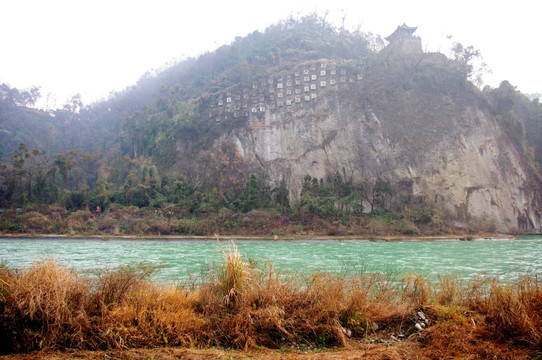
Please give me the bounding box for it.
[1,16,542,235]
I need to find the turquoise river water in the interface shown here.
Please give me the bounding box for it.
[0,236,540,282]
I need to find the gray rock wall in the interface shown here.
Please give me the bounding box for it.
[206,58,540,232]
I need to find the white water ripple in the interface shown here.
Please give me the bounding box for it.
[0,237,540,282]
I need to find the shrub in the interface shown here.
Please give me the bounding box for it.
[0,260,90,352]
[44,205,68,218]
[150,220,171,235]
[398,220,419,235]
[22,211,52,233]
[466,276,542,347]
[66,210,92,222]
[91,262,160,310]
[163,204,189,217]
[174,218,196,234]
[0,217,22,232]
[194,219,217,236]
[104,283,203,348]
[97,214,119,233]
[133,220,152,235]
[293,223,304,234]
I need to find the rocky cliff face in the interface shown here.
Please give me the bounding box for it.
[202,53,540,232]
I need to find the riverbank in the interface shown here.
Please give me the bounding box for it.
[0,247,540,359]
[2,203,524,240]
[0,232,518,241]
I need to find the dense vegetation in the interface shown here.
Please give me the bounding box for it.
[484,81,542,179]
[1,15,542,236]
[0,149,440,236]
[0,248,540,358]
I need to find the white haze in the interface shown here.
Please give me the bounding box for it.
[1,0,541,108]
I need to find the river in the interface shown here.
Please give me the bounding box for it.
[0,236,540,282]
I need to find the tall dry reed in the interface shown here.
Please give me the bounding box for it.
[0,259,90,352]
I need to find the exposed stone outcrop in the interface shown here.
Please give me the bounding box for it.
[202,53,540,233]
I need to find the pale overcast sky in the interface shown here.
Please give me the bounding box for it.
[1,0,541,108]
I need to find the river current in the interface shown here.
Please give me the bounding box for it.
[0,236,540,282]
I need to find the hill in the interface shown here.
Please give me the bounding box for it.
[1,16,541,235]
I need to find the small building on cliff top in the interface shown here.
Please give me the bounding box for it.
[385,24,422,54]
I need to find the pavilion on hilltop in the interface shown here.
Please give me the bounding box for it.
[384,24,422,54]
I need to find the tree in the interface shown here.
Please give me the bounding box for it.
[0,83,40,108]
[1,143,58,205]
[24,149,50,203]
[373,178,393,211]
[449,40,490,88]
[344,181,364,215]
[63,94,83,114]
[245,174,260,211]
[353,152,394,213]
[54,150,81,191]
[9,143,30,204]
[274,178,290,212]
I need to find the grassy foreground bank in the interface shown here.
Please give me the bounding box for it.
[0,244,540,359]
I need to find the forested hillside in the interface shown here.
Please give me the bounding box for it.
[1,16,541,236]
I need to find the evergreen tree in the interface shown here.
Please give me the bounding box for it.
[274,178,290,212]
[245,174,260,211]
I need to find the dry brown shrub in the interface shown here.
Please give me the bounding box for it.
[420,305,532,359]
[44,205,68,218]
[400,273,432,307]
[0,260,169,353]
[0,260,90,352]
[150,220,171,235]
[22,211,53,233]
[341,272,415,337]
[133,219,152,234]
[67,210,93,222]
[434,275,463,305]
[270,272,348,347]
[63,210,93,231]
[198,244,298,349]
[102,284,203,348]
[419,275,541,359]
[198,244,415,350]
[91,263,160,311]
[44,206,68,227]
[97,214,119,233]
[466,276,542,347]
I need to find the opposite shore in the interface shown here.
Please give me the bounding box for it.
[0,232,520,241]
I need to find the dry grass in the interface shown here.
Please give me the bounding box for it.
[0,259,90,352]
[0,246,540,359]
[466,275,542,346]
